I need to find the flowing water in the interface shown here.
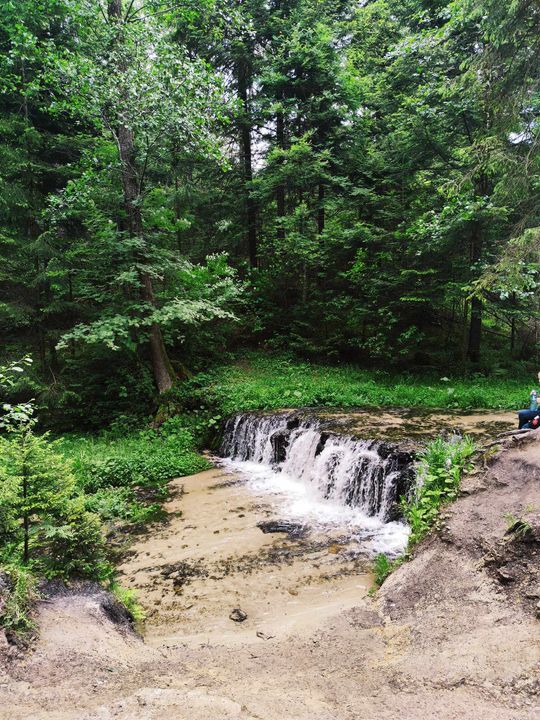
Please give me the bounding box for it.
[219,412,415,556]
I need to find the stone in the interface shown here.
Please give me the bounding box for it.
[496,565,517,584]
[229,608,248,623]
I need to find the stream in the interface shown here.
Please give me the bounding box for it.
[218,412,415,557]
[118,408,515,645]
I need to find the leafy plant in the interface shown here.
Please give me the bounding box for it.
[373,553,392,586]
[402,436,476,550]
[503,513,533,539]
[110,582,146,624]
[57,424,211,530]
[0,566,37,638]
[371,553,404,591]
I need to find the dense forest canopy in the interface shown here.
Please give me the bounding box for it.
[1,0,540,425]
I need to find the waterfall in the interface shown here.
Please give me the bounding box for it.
[220,413,414,523]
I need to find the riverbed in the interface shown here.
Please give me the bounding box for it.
[119,466,375,646]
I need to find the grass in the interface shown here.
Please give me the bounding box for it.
[370,435,476,590]
[402,436,476,549]
[110,582,146,624]
[57,422,211,526]
[192,353,530,416]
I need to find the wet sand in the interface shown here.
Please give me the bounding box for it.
[119,467,374,646]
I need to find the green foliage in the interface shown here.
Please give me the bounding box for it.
[2,0,540,410]
[39,349,156,432]
[58,424,211,526]
[402,436,476,549]
[0,428,107,579]
[0,566,37,638]
[194,354,528,415]
[371,553,404,592]
[109,582,146,624]
[373,553,392,587]
[61,428,210,492]
[503,513,533,540]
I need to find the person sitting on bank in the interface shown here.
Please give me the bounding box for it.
[517,372,540,429]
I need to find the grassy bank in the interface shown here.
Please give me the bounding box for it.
[181,354,529,418]
[58,423,211,527]
[372,435,477,590]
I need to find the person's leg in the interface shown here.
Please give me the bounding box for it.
[518,410,537,428]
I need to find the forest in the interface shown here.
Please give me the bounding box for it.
[1,0,539,416]
[0,2,539,711]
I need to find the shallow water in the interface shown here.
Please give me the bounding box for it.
[119,466,375,645]
[219,412,415,556]
[219,457,410,556]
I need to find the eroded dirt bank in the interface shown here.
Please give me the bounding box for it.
[0,430,539,720]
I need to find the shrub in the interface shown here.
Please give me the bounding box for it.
[58,426,211,530]
[62,428,211,495]
[0,429,107,578]
[402,435,476,549]
[36,500,109,580]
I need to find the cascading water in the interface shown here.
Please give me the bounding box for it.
[219,412,415,555]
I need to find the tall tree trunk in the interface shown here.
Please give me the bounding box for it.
[510,293,516,354]
[467,221,483,363]
[108,0,175,394]
[236,59,258,268]
[22,438,29,565]
[276,108,286,242]
[468,297,482,363]
[317,183,325,235]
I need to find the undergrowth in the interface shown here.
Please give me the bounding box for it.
[402,436,476,549]
[58,421,211,526]
[372,435,476,590]
[0,566,38,639]
[110,582,146,624]
[169,354,528,423]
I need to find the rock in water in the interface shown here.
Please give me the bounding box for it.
[257,520,307,539]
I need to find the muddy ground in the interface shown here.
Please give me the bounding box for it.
[301,408,517,446]
[0,426,539,720]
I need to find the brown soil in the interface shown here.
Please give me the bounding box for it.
[1,428,539,720]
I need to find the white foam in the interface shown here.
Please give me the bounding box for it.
[220,456,410,556]
[219,413,413,556]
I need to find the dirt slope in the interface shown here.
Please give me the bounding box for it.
[0,432,539,720]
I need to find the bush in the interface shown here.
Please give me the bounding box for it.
[61,427,211,493]
[57,425,211,530]
[0,429,108,578]
[402,436,476,549]
[36,500,109,580]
